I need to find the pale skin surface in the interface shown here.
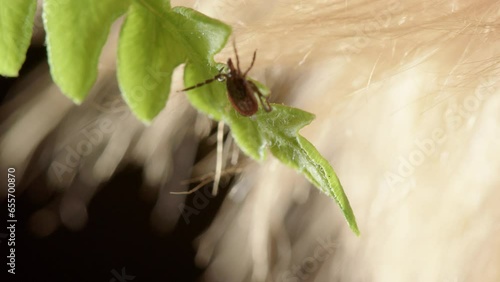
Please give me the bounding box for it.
[1,0,499,281]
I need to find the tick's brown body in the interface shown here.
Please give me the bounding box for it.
[180,42,272,116]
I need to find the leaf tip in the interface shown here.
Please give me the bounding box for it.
[69,96,83,105]
[351,224,361,236]
[132,112,154,125]
[0,69,19,77]
[140,119,152,126]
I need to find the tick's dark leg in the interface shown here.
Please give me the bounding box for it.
[179,72,227,92]
[248,80,272,112]
[257,92,272,112]
[243,50,257,77]
[232,40,241,72]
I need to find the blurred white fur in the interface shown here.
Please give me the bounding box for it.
[1,0,499,281]
[194,0,500,281]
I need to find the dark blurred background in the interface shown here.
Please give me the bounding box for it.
[0,46,227,282]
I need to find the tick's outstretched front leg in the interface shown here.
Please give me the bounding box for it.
[179,68,227,92]
[243,50,257,77]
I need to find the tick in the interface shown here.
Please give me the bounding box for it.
[180,41,272,116]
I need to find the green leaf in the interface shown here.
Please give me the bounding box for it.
[296,136,360,235]
[225,108,268,160]
[43,0,130,103]
[0,0,36,76]
[228,104,360,235]
[117,0,231,122]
